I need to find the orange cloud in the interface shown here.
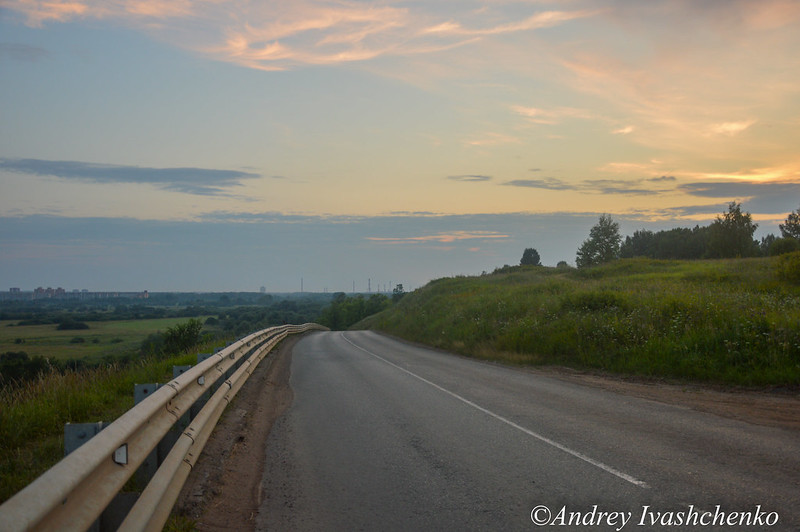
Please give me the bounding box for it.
[709,120,756,137]
[4,0,593,70]
[125,0,194,18]
[9,0,89,27]
[366,231,509,245]
[464,132,520,147]
[420,10,597,36]
[512,105,598,125]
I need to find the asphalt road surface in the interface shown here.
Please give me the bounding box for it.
[257,331,799,531]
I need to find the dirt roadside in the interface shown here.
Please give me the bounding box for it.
[543,368,800,431]
[174,334,300,531]
[174,334,799,530]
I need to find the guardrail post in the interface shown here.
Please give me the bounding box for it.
[64,421,107,457]
[194,353,214,416]
[157,366,193,465]
[134,383,162,486]
[172,366,193,430]
[64,422,137,532]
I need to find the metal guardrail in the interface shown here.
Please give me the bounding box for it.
[0,323,327,532]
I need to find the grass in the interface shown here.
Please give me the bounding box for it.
[0,336,228,504]
[0,317,210,362]
[359,257,800,388]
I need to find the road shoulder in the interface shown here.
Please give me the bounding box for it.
[174,334,299,531]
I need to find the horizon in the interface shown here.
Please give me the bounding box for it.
[2,1,798,292]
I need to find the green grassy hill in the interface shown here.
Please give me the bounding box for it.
[358,256,800,387]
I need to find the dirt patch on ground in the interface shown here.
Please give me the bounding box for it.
[174,334,300,531]
[537,367,800,432]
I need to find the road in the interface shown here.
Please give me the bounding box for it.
[256,331,799,531]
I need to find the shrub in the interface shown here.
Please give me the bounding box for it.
[770,237,800,256]
[775,251,800,282]
[0,352,49,383]
[163,319,204,355]
[56,320,90,331]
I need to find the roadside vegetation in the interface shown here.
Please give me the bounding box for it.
[0,324,220,503]
[359,256,800,387]
[318,285,405,330]
[0,292,333,504]
[359,203,800,388]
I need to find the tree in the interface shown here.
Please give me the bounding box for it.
[520,248,542,266]
[760,234,777,256]
[780,205,800,240]
[707,202,759,258]
[576,214,621,268]
[163,318,204,355]
[619,230,655,258]
[392,284,406,302]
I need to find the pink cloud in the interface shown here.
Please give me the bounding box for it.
[9,0,89,27]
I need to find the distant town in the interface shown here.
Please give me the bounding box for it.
[3,287,149,301]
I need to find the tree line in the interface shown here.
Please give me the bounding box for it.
[520,202,800,269]
[318,285,406,330]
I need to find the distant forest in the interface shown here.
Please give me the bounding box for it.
[0,291,335,336]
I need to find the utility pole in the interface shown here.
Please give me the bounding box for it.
[368,278,371,293]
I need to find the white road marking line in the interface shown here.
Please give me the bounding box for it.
[341,332,649,489]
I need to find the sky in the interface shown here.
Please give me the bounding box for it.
[1,0,799,292]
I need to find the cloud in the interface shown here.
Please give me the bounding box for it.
[464,132,520,146]
[0,158,260,196]
[657,203,731,218]
[5,1,88,27]
[512,105,598,125]
[366,230,509,245]
[0,42,49,61]
[447,174,492,182]
[549,1,800,157]
[503,176,674,195]
[583,179,661,196]
[709,120,756,136]
[679,180,798,198]
[2,1,594,70]
[421,10,597,37]
[612,125,634,135]
[503,178,574,190]
[678,180,800,214]
[124,0,195,18]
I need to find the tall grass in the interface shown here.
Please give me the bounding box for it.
[0,338,226,504]
[360,257,800,387]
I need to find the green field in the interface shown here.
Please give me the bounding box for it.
[0,317,209,362]
[360,257,800,387]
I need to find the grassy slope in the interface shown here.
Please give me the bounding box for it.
[359,258,800,387]
[0,317,209,361]
[0,336,225,504]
